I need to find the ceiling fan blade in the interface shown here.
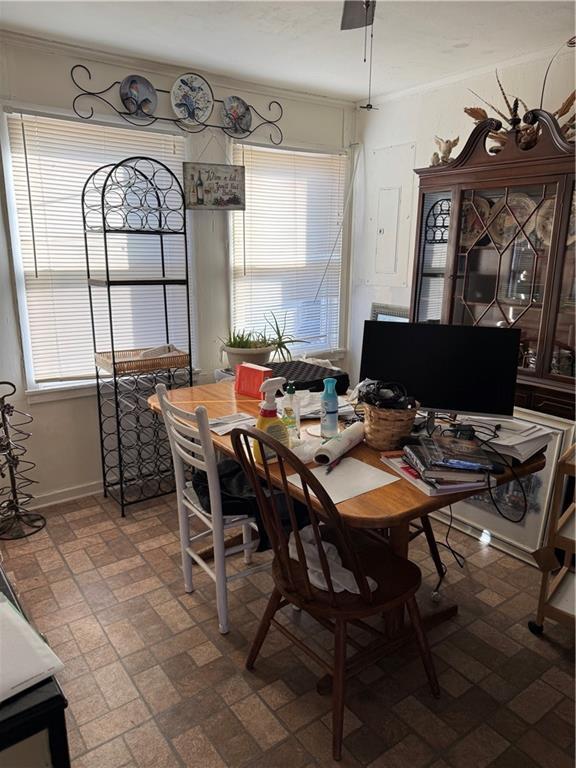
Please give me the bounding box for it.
[340,0,376,30]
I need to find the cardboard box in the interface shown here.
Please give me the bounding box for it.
[235,363,272,399]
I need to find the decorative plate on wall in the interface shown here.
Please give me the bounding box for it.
[171,73,214,125]
[119,75,158,117]
[460,197,491,248]
[222,95,252,134]
[489,193,537,249]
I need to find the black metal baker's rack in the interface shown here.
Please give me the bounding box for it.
[82,157,193,515]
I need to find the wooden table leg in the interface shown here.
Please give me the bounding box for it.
[389,522,410,557]
[387,519,458,634]
[385,523,411,635]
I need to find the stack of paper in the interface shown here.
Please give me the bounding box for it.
[209,413,256,436]
[461,417,553,462]
[279,392,355,421]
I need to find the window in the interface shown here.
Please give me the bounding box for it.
[6,113,191,384]
[231,144,347,355]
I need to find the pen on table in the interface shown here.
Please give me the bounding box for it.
[326,457,341,475]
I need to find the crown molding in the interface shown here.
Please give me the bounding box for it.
[357,43,574,108]
[0,29,356,110]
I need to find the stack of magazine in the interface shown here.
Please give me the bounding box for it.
[380,435,502,496]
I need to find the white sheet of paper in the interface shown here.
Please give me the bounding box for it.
[287,457,399,504]
[0,595,64,703]
[209,413,256,435]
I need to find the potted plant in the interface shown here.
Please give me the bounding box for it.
[221,313,305,370]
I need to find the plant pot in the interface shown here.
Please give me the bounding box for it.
[221,345,275,371]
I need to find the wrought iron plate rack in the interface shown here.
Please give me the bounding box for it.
[71,65,284,145]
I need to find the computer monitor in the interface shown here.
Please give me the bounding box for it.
[359,322,521,417]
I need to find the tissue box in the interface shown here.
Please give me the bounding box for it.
[235,363,272,399]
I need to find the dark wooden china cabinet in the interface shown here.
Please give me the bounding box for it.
[410,110,575,420]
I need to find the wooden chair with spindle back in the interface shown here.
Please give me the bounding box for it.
[230,426,440,762]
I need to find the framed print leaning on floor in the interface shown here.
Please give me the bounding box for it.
[432,408,575,563]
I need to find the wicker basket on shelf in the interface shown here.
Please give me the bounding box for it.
[95,347,189,375]
[363,402,419,451]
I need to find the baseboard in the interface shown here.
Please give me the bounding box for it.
[30,480,103,510]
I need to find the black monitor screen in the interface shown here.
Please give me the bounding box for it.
[359,322,521,417]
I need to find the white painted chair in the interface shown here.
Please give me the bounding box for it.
[156,384,266,634]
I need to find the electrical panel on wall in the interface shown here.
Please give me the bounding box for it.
[362,142,416,288]
[375,187,401,275]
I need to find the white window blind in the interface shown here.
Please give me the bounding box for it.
[231,144,347,355]
[6,113,192,384]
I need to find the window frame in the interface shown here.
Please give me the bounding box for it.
[1,106,199,400]
[229,139,352,359]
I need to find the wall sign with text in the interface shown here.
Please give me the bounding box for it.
[183,162,245,210]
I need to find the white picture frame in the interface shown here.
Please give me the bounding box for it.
[432,408,575,564]
[370,303,410,322]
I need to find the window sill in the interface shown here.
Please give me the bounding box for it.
[301,349,347,364]
[25,369,203,405]
[26,380,97,405]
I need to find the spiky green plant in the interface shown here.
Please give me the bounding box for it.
[220,312,307,360]
[220,328,272,349]
[264,312,306,361]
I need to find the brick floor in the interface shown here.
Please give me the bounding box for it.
[1,493,573,767]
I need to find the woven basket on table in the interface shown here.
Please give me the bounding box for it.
[363,402,419,451]
[95,347,189,375]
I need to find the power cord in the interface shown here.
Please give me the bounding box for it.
[436,504,466,569]
[440,423,529,524]
[427,504,465,602]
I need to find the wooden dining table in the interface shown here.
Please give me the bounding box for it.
[148,380,546,633]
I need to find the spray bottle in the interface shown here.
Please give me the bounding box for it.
[320,377,339,439]
[281,380,300,446]
[254,377,289,463]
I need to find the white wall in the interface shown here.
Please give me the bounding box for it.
[0,32,354,504]
[348,48,575,383]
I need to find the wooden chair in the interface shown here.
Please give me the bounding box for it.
[529,443,575,635]
[231,426,440,761]
[156,384,267,634]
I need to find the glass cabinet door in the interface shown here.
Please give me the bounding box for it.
[452,183,558,373]
[414,191,452,322]
[549,185,575,380]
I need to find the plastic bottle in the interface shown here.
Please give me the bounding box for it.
[253,376,289,463]
[320,377,339,439]
[281,380,300,446]
[196,171,204,205]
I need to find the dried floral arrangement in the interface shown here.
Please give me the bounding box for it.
[464,37,575,152]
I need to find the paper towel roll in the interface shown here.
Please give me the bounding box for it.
[314,422,365,465]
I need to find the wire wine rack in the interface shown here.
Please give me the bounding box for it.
[98,368,190,508]
[0,382,45,540]
[83,156,193,515]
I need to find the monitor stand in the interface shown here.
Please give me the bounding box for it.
[424,410,459,436]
